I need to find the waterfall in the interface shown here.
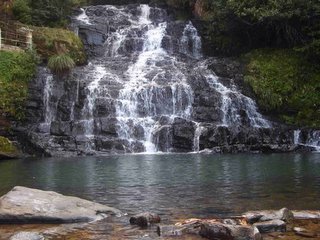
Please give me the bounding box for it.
[82,65,107,131]
[76,8,92,25]
[193,122,204,152]
[38,68,55,133]
[198,61,270,128]
[31,4,274,155]
[294,130,301,145]
[114,5,194,153]
[180,21,202,59]
[293,129,320,151]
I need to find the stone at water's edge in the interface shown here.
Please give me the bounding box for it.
[10,232,44,240]
[292,210,320,219]
[0,186,122,223]
[130,212,161,227]
[243,208,294,224]
[253,219,286,233]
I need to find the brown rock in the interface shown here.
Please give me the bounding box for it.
[129,212,161,227]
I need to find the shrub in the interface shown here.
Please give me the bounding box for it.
[0,50,37,120]
[12,0,32,24]
[48,54,75,74]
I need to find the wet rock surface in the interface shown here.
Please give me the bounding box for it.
[0,186,121,223]
[17,4,319,156]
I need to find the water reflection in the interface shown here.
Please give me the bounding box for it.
[0,153,319,219]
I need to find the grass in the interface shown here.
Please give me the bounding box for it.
[48,54,75,74]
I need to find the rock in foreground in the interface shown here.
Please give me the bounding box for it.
[130,212,161,227]
[0,186,121,223]
[10,232,44,240]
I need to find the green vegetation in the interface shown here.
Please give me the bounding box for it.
[0,136,17,154]
[244,49,320,128]
[0,0,86,126]
[12,0,89,27]
[0,50,38,120]
[48,54,75,74]
[32,26,86,65]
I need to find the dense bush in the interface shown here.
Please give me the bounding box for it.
[0,50,38,120]
[244,49,320,128]
[12,0,90,27]
[48,54,75,74]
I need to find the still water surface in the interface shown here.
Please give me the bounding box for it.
[1,153,320,220]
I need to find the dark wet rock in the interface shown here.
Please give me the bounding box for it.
[130,212,161,227]
[10,232,44,240]
[0,186,121,223]
[0,152,19,160]
[253,220,286,233]
[243,208,294,224]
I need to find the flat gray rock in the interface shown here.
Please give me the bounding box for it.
[243,208,293,224]
[0,186,122,223]
[253,219,286,233]
[293,211,320,219]
[10,232,44,240]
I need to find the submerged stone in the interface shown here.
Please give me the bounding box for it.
[0,186,121,223]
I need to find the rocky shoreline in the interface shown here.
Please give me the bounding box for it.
[0,187,319,239]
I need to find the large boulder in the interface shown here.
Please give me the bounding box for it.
[0,186,122,223]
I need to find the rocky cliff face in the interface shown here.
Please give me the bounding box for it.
[17,4,318,156]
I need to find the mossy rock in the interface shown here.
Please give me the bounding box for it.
[0,136,19,160]
[32,26,87,65]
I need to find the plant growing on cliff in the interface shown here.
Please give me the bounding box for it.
[48,54,75,75]
[0,50,37,120]
[244,49,320,128]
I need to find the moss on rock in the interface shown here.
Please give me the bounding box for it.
[0,136,16,153]
[243,49,320,128]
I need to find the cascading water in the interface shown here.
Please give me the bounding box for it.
[294,129,320,152]
[112,5,194,152]
[29,4,276,155]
